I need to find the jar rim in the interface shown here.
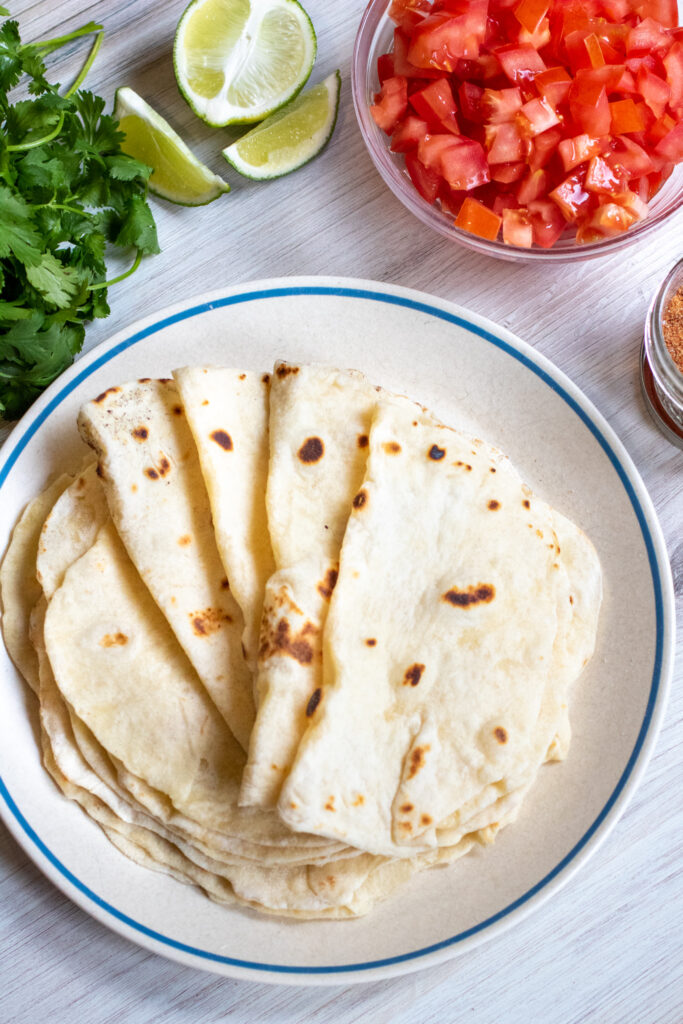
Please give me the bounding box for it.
[644,258,683,404]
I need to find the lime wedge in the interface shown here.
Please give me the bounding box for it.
[173,0,316,127]
[222,71,340,180]
[114,88,230,206]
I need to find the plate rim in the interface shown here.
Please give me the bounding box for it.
[0,276,675,985]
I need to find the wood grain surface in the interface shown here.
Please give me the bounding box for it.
[0,1,681,1021]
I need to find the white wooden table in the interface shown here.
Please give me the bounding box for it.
[1,1,681,1021]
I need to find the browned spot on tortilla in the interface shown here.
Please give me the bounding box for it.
[173,405,183,416]
[523,499,530,509]
[536,528,544,538]
[383,441,402,454]
[553,562,560,569]
[239,373,246,381]
[317,567,338,600]
[408,744,431,779]
[412,420,418,426]
[158,457,171,477]
[490,467,497,473]
[357,433,369,448]
[94,386,120,404]
[365,638,377,647]
[202,399,209,406]
[159,378,173,384]
[325,876,336,888]
[178,535,192,546]
[220,578,230,590]
[262,373,270,384]
[352,489,367,510]
[465,464,472,471]
[131,484,137,493]
[260,617,317,665]
[99,632,128,648]
[145,467,159,480]
[290,801,298,809]
[306,688,322,717]
[400,821,413,832]
[494,726,508,744]
[428,444,446,461]
[325,796,335,812]
[353,794,365,806]
[96,464,104,479]
[76,476,86,490]
[298,436,324,463]
[487,500,500,510]
[210,429,233,451]
[276,364,299,379]
[138,378,151,384]
[421,814,432,826]
[190,608,232,637]
[271,763,278,770]
[400,803,414,813]
[403,663,425,687]
[569,594,574,605]
[443,583,495,608]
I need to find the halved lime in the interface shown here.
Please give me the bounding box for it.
[173,0,316,127]
[222,71,340,180]
[114,88,230,206]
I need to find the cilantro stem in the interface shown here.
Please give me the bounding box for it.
[64,30,104,98]
[28,22,103,56]
[6,112,64,152]
[90,249,143,291]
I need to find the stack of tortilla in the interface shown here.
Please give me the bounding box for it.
[0,362,602,919]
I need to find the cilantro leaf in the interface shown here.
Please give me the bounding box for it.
[24,252,82,308]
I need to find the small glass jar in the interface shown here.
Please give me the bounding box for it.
[641,259,683,450]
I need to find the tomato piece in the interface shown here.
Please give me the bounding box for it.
[517,96,561,135]
[534,67,573,105]
[584,33,606,68]
[513,0,549,34]
[550,168,593,221]
[393,28,443,78]
[502,208,534,245]
[568,72,611,135]
[607,136,656,175]
[378,54,396,84]
[490,160,526,180]
[418,134,491,188]
[626,18,673,55]
[655,122,683,161]
[663,43,683,117]
[529,125,564,169]
[493,193,521,215]
[527,198,567,245]
[485,120,527,161]
[648,112,676,143]
[389,0,432,32]
[557,133,603,171]
[584,154,628,191]
[515,167,548,201]
[405,150,443,201]
[517,18,552,51]
[371,76,409,133]
[408,5,488,69]
[576,200,635,240]
[458,81,485,120]
[632,0,678,27]
[410,78,461,132]
[455,196,503,238]
[609,98,647,133]
[494,43,547,83]
[481,87,524,122]
[390,116,431,151]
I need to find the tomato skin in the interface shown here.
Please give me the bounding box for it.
[458,80,485,119]
[408,9,487,69]
[455,195,503,237]
[405,150,443,201]
[389,0,433,32]
[410,78,461,132]
[513,0,550,35]
[371,76,409,133]
[534,66,573,105]
[655,121,683,160]
[418,134,491,188]
[609,97,647,133]
[568,72,611,135]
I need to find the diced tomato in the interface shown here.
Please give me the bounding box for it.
[607,135,656,175]
[534,67,573,105]
[550,169,593,220]
[391,116,431,151]
[493,193,521,215]
[648,112,676,143]
[517,96,561,135]
[411,78,461,132]
[513,0,549,35]
[378,54,396,84]
[458,80,485,119]
[655,121,683,160]
[584,154,627,191]
[495,43,547,83]
[609,98,646,133]
[626,17,672,55]
[636,67,670,119]
[529,125,564,168]
[557,133,603,171]
[490,160,526,180]
[418,134,491,188]
[481,87,523,122]
[663,43,683,117]
[455,196,503,238]
[408,6,488,69]
[405,150,443,201]
[577,200,635,240]
[389,0,432,32]
[502,208,534,245]
[485,120,527,161]
[393,28,444,78]
[371,76,409,133]
[515,167,548,201]
[569,72,611,135]
[518,18,552,51]
[527,198,568,245]
[632,0,678,28]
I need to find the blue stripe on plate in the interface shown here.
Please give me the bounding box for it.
[0,285,665,975]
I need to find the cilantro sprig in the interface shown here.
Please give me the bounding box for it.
[0,11,159,419]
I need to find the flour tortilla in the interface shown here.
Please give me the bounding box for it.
[279,401,602,856]
[241,363,420,808]
[77,379,255,750]
[173,367,275,672]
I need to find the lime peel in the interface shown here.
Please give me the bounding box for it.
[114,88,230,206]
[222,71,341,180]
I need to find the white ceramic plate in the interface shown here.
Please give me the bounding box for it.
[0,277,674,985]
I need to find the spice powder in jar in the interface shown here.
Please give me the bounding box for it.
[641,260,683,450]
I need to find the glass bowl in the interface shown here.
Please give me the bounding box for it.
[351,0,683,263]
